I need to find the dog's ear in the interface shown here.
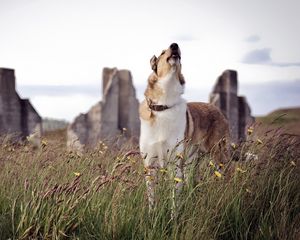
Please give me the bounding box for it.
[150,55,157,72]
[148,72,158,88]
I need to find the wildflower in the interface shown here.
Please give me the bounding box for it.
[73,172,81,177]
[145,175,154,181]
[8,147,15,152]
[291,161,296,167]
[174,177,183,183]
[176,153,184,159]
[231,143,237,149]
[245,188,252,193]
[256,139,263,145]
[247,127,254,135]
[209,161,215,167]
[160,168,168,173]
[236,167,247,173]
[41,140,48,147]
[219,163,224,168]
[214,171,222,178]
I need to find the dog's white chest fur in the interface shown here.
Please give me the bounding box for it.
[140,71,186,167]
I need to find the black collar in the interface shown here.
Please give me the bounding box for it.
[149,104,170,112]
[146,98,170,112]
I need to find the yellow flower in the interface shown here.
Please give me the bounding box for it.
[160,168,168,173]
[209,161,215,167]
[236,167,247,173]
[256,139,263,145]
[231,143,237,149]
[174,177,183,183]
[176,153,184,159]
[214,171,222,178]
[41,140,48,147]
[291,161,296,166]
[73,172,81,177]
[219,163,224,168]
[247,127,254,135]
[145,175,154,181]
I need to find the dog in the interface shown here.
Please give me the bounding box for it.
[139,43,230,209]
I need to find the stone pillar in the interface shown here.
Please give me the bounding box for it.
[117,70,140,137]
[102,67,117,95]
[210,70,239,142]
[0,68,16,94]
[67,67,140,150]
[100,69,121,139]
[0,68,22,135]
[20,99,42,138]
[210,70,253,143]
[238,96,254,140]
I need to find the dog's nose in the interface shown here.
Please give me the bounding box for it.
[170,43,179,50]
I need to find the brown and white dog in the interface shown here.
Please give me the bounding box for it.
[139,43,230,208]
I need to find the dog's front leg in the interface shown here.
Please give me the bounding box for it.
[172,155,184,218]
[143,141,167,211]
[144,165,157,211]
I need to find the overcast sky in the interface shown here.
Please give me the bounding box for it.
[1,0,300,121]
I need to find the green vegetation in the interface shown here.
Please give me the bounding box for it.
[256,107,300,125]
[0,128,299,239]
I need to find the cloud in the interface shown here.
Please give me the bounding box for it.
[239,79,300,115]
[241,48,271,64]
[244,35,261,43]
[241,48,300,67]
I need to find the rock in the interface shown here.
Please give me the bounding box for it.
[0,68,42,141]
[67,68,140,150]
[210,70,254,143]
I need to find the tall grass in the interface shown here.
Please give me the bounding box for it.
[0,130,299,239]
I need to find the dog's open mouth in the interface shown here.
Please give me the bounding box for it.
[168,53,181,61]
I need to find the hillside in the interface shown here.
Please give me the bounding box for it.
[255,107,300,136]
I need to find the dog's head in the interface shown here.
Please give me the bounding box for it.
[149,43,185,85]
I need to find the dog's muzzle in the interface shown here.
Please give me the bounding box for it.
[168,43,181,60]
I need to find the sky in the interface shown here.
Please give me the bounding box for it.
[0,0,300,121]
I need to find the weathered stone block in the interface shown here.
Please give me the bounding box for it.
[0,68,42,140]
[210,70,254,143]
[67,68,140,150]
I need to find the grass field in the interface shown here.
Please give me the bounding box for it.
[0,111,300,239]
